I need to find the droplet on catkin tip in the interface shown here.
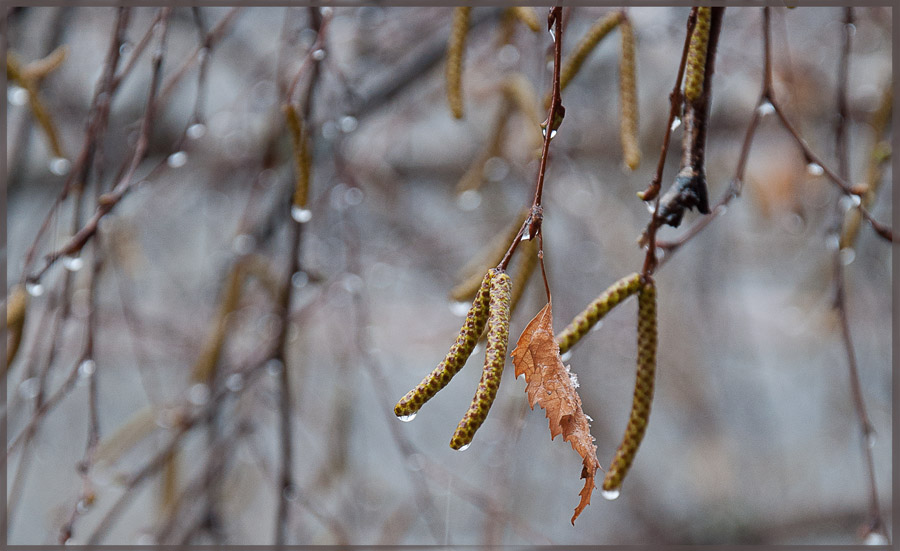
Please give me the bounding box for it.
[398,413,417,422]
[840,248,856,265]
[49,157,72,176]
[290,206,312,223]
[456,443,471,451]
[26,281,44,297]
[601,488,620,500]
[560,350,573,362]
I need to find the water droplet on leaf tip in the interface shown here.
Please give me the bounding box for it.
[167,151,188,168]
[601,488,620,500]
[398,413,416,422]
[806,162,824,176]
[49,157,72,175]
[291,206,312,223]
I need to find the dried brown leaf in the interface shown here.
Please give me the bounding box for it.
[511,301,601,524]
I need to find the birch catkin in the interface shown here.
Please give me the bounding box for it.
[283,104,310,210]
[395,269,493,418]
[684,7,712,103]
[446,7,471,119]
[510,7,540,32]
[450,270,512,449]
[602,278,657,493]
[619,17,640,170]
[559,11,624,92]
[6,284,29,369]
[556,272,642,354]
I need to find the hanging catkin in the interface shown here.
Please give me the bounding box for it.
[446,7,471,119]
[602,278,657,493]
[619,16,640,170]
[394,269,493,418]
[556,272,642,354]
[450,270,512,449]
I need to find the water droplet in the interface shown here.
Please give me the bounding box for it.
[49,157,72,176]
[291,206,312,223]
[319,6,333,17]
[232,233,255,255]
[825,234,840,251]
[669,117,682,131]
[645,201,656,214]
[457,189,482,211]
[601,488,620,500]
[167,151,188,168]
[850,193,862,207]
[839,196,855,211]
[339,115,358,133]
[19,377,40,399]
[188,383,210,406]
[717,205,728,216]
[76,499,91,514]
[806,162,824,176]
[560,350,573,362]
[498,44,519,65]
[26,281,44,297]
[344,186,364,206]
[549,27,556,42]
[756,101,775,116]
[590,320,604,333]
[449,301,470,317]
[585,414,593,422]
[864,532,888,545]
[846,23,857,36]
[78,359,97,378]
[7,85,28,106]
[312,48,326,61]
[291,271,309,288]
[186,123,207,139]
[63,255,84,272]
[265,358,284,375]
[866,432,876,449]
[840,248,856,265]
[225,373,244,392]
[521,229,531,241]
[456,443,471,451]
[484,157,509,182]
[398,412,417,422]
[119,41,133,56]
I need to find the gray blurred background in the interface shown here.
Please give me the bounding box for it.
[5,6,892,545]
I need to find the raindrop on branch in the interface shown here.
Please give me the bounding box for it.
[167,151,188,168]
[26,281,44,297]
[49,157,72,176]
[63,255,84,272]
[806,162,824,176]
[186,123,207,140]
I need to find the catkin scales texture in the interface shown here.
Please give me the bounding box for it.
[559,11,624,92]
[556,272,642,354]
[684,7,711,103]
[619,17,640,170]
[602,279,657,492]
[394,269,493,417]
[445,7,471,119]
[450,271,511,449]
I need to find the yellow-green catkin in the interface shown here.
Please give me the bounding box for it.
[619,17,640,170]
[6,284,29,370]
[510,7,541,32]
[446,7,471,119]
[8,52,67,159]
[602,278,657,493]
[684,7,712,103]
[556,272,642,354]
[450,270,512,449]
[395,269,494,418]
[508,238,538,316]
[283,104,310,210]
[559,11,625,92]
